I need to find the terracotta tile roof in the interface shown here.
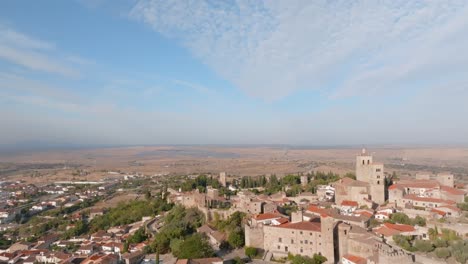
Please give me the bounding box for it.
[438,205,461,212]
[306,205,328,215]
[357,211,374,218]
[274,217,289,224]
[441,186,466,195]
[396,180,440,189]
[254,213,283,221]
[336,177,369,187]
[383,223,415,232]
[403,194,456,204]
[343,254,367,264]
[388,184,403,190]
[431,208,446,216]
[374,226,401,237]
[276,221,321,232]
[341,200,359,207]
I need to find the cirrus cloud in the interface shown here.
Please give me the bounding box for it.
[130,0,468,100]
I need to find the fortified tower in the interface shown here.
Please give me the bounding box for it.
[320,214,336,263]
[356,148,386,204]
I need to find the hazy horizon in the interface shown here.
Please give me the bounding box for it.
[1,1,468,146]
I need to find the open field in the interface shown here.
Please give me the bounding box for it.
[1,145,468,184]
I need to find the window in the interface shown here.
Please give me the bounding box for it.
[376,168,381,172]
[300,241,303,244]
[300,248,303,253]
[344,230,347,235]
[309,233,312,235]
[300,231,303,234]
[367,160,370,164]
[285,246,288,252]
[319,235,321,238]
[362,160,365,165]
[277,245,280,250]
[305,240,308,244]
[279,238,282,243]
[377,175,380,179]
[291,239,294,244]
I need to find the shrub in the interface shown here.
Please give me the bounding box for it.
[434,247,451,259]
[245,247,257,258]
[414,240,434,252]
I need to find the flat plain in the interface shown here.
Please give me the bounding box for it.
[1,145,468,184]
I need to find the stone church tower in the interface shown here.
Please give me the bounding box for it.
[356,148,386,204]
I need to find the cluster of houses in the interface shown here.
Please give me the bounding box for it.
[169,149,467,264]
[1,217,150,264]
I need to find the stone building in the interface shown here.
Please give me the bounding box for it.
[389,178,466,207]
[219,172,227,187]
[355,149,385,204]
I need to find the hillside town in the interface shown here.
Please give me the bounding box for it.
[0,149,467,264]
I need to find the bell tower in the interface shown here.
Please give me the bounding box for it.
[356,148,373,182]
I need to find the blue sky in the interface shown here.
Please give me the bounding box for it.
[1,0,468,146]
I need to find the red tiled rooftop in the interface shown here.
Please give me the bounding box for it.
[438,205,461,212]
[274,217,289,224]
[254,213,282,221]
[341,200,359,207]
[343,254,367,264]
[276,221,321,232]
[431,208,446,216]
[396,180,440,189]
[441,186,466,195]
[374,226,401,237]
[383,222,415,232]
[307,205,328,215]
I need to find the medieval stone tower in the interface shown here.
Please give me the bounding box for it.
[320,214,336,263]
[219,172,227,187]
[356,148,386,204]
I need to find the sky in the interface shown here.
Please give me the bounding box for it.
[1,0,468,147]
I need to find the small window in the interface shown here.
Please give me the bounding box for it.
[277,245,280,249]
[279,238,282,242]
[362,160,365,165]
[300,248,303,253]
[305,240,308,244]
[291,239,294,244]
[300,241,303,244]
[285,246,288,252]
[300,231,303,234]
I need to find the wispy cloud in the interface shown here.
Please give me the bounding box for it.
[130,0,468,100]
[0,25,80,77]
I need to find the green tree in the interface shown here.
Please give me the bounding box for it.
[414,240,434,252]
[175,234,214,259]
[428,227,439,241]
[228,229,244,248]
[434,247,451,259]
[128,228,148,244]
[312,254,327,264]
